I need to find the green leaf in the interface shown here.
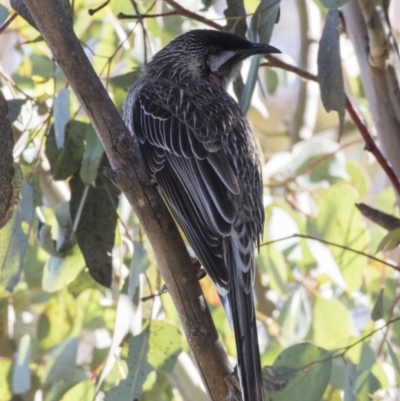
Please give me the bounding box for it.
[43,337,78,384]
[37,292,76,349]
[320,0,350,10]
[7,99,28,122]
[0,4,9,26]
[386,341,400,374]
[12,334,31,394]
[60,380,95,400]
[0,181,35,291]
[42,244,86,292]
[240,0,280,112]
[80,125,104,185]
[148,321,182,372]
[105,329,153,401]
[109,71,142,89]
[290,138,348,183]
[70,170,119,287]
[45,122,85,180]
[313,297,353,349]
[267,343,332,401]
[54,201,73,253]
[54,88,71,149]
[317,10,345,133]
[354,371,381,400]
[371,288,384,321]
[376,227,400,253]
[307,184,368,292]
[277,289,311,343]
[0,359,12,400]
[128,241,150,299]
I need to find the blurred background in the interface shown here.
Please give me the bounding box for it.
[1,0,400,400]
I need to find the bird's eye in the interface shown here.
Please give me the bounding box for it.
[209,46,222,56]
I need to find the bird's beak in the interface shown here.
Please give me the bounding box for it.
[237,43,281,60]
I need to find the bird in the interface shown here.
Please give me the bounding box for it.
[123,29,280,401]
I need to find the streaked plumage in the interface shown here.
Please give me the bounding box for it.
[124,29,280,401]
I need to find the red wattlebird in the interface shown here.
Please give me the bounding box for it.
[124,29,280,401]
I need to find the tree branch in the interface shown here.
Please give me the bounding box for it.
[259,56,400,197]
[21,0,231,399]
[342,1,400,201]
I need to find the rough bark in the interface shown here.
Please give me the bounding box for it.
[21,0,232,399]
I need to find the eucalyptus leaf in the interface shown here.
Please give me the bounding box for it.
[376,227,400,253]
[0,4,8,26]
[240,0,280,112]
[80,125,104,185]
[268,343,332,401]
[7,99,28,122]
[42,244,86,292]
[105,329,153,401]
[148,321,182,372]
[320,0,349,10]
[12,334,31,394]
[0,182,35,291]
[371,288,384,321]
[70,169,119,288]
[45,122,85,180]
[53,88,71,149]
[317,10,345,133]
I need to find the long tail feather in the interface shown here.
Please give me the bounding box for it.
[227,242,263,401]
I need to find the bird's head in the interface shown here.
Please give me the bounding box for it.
[145,29,281,89]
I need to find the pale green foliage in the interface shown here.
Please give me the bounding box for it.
[0,0,399,401]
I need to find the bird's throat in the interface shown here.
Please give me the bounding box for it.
[209,72,222,87]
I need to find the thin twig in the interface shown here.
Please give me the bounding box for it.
[162,0,222,30]
[261,233,400,272]
[0,12,18,34]
[88,0,111,16]
[118,11,178,19]
[260,56,400,197]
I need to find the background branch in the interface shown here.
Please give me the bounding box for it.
[21,0,231,399]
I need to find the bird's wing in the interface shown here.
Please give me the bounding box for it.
[128,80,242,291]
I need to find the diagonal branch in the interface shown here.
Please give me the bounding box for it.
[21,0,231,399]
[260,56,400,198]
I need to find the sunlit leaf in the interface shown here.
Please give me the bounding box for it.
[60,379,95,400]
[42,244,86,292]
[376,227,400,253]
[307,184,367,292]
[0,359,12,400]
[313,297,354,349]
[105,329,153,401]
[148,321,182,372]
[37,292,76,349]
